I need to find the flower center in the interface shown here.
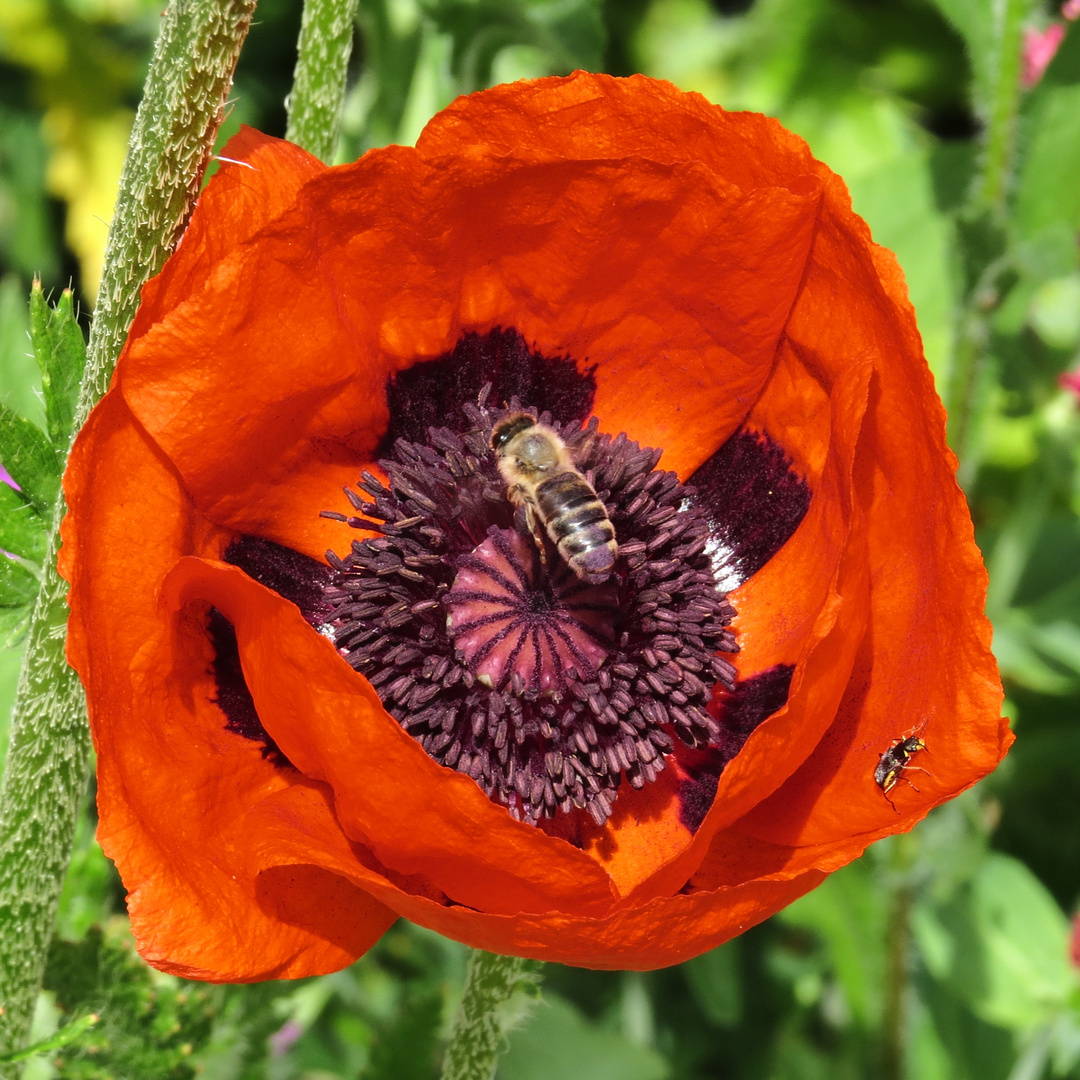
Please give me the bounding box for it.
[320,394,739,826]
[446,526,619,696]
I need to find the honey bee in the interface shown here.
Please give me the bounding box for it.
[490,413,617,584]
[874,732,929,812]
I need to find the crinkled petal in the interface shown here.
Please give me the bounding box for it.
[245,781,826,970]
[61,391,394,980]
[161,557,621,915]
[730,228,1011,851]
[119,96,822,557]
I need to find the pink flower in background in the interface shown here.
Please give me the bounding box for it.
[1070,913,1080,967]
[1063,0,1080,21]
[1059,368,1080,401]
[270,1020,303,1058]
[1023,23,1067,87]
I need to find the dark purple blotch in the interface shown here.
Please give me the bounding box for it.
[678,664,795,833]
[207,608,292,767]
[224,535,334,625]
[378,327,597,453]
[689,429,811,588]
[206,537,334,763]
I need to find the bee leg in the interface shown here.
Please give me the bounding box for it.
[523,503,548,565]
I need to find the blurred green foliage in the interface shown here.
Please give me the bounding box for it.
[3,0,1080,1076]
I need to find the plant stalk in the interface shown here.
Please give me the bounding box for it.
[0,0,256,1063]
[285,0,360,162]
[973,0,1028,216]
[882,831,918,1080]
[440,951,535,1080]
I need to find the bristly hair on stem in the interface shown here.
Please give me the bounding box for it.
[440,951,539,1080]
[285,0,359,162]
[0,0,259,1063]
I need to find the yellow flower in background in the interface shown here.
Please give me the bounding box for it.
[0,0,147,302]
[43,106,131,300]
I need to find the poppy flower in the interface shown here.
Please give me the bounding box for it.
[60,72,1011,980]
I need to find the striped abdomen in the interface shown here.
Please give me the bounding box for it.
[535,471,617,583]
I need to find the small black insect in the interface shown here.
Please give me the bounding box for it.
[874,734,928,812]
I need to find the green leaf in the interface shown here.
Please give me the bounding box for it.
[683,940,742,1027]
[0,273,45,434]
[915,972,1017,1080]
[928,0,1003,109]
[0,606,32,653]
[929,853,1075,1029]
[993,609,1077,694]
[0,556,38,609]
[0,481,47,564]
[779,859,887,1027]
[0,404,61,516]
[347,0,430,153]
[1015,25,1080,242]
[366,989,442,1080]
[425,0,606,89]
[29,281,87,451]
[1015,83,1080,241]
[0,1013,98,1065]
[0,109,59,285]
[846,143,957,387]
[498,993,669,1080]
[42,928,222,1078]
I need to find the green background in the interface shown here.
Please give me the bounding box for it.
[3,0,1080,1076]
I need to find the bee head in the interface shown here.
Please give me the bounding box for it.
[490,413,536,455]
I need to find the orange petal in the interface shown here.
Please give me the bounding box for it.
[61,390,394,980]
[125,127,326,350]
[118,91,823,557]
[160,557,621,915]
[731,221,1010,852]
[246,780,827,970]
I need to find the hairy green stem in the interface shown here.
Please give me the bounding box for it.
[973,0,1027,215]
[946,305,992,487]
[440,951,535,1080]
[945,244,1012,485]
[285,0,360,162]
[0,0,255,1062]
[882,831,918,1080]
[943,0,1025,470]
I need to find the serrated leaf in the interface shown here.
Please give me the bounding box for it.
[0,273,45,432]
[0,554,39,608]
[0,479,47,563]
[44,927,222,1079]
[0,404,62,515]
[29,280,87,449]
